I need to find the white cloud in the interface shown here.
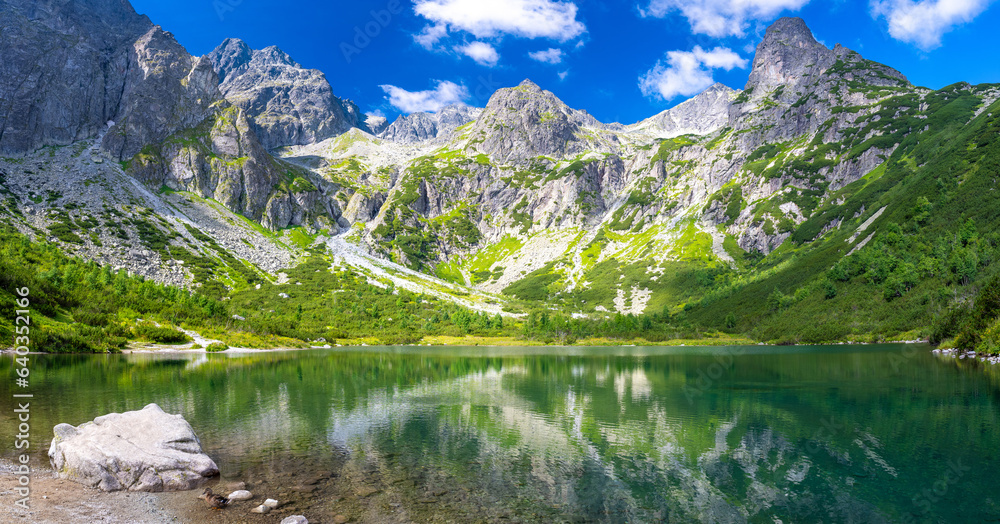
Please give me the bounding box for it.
[457,41,500,66]
[640,0,810,37]
[415,0,586,40]
[558,70,570,81]
[529,48,564,64]
[415,24,448,49]
[639,46,747,100]
[380,81,470,113]
[870,0,991,50]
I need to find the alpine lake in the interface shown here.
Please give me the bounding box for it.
[2,344,999,523]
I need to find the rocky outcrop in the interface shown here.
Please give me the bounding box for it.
[746,17,907,94]
[48,404,219,492]
[208,38,364,150]
[102,26,220,160]
[630,83,737,139]
[466,80,615,165]
[0,0,152,154]
[379,104,483,144]
[365,114,389,136]
[730,16,910,144]
[125,105,342,230]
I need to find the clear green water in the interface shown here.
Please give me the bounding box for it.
[3,344,999,523]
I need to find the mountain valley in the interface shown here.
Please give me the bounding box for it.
[2,0,1000,351]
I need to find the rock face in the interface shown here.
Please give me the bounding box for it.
[746,17,907,93]
[125,105,344,230]
[465,80,614,165]
[365,114,389,136]
[629,83,737,139]
[102,26,221,160]
[208,38,364,150]
[48,404,219,492]
[0,0,152,154]
[379,104,483,144]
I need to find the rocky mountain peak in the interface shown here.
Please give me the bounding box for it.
[102,26,220,160]
[629,83,737,139]
[209,38,253,82]
[747,17,829,90]
[764,17,821,48]
[379,104,483,144]
[517,79,542,91]
[467,81,612,164]
[207,39,365,149]
[746,17,908,96]
[256,46,299,68]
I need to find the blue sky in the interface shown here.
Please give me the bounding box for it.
[129,0,1000,125]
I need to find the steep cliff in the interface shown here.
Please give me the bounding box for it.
[208,38,366,150]
[0,0,152,153]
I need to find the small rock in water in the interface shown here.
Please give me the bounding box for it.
[228,490,252,501]
[354,486,379,498]
[251,504,270,514]
[281,517,309,524]
[264,498,280,508]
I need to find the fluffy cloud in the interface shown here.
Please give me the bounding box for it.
[457,41,500,66]
[414,0,587,49]
[380,81,470,113]
[640,0,810,37]
[870,0,991,50]
[639,46,747,100]
[528,48,564,64]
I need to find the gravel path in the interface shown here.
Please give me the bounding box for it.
[0,461,181,523]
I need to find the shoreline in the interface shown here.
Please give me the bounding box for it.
[0,461,183,523]
[2,337,940,356]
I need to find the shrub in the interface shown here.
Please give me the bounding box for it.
[134,324,189,344]
[205,342,228,352]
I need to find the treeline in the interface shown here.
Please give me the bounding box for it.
[0,225,226,352]
[520,310,706,344]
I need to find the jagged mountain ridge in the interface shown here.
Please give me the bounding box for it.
[628,83,738,139]
[3,0,999,325]
[378,104,483,144]
[208,38,368,150]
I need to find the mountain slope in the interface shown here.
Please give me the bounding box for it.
[3,3,1000,349]
[0,0,152,153]
[379,104,483,144]
[628,83,737,139]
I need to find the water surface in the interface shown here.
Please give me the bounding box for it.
[2,344,998,523]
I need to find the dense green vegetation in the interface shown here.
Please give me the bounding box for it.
[682,87,1000,350]
[5,81,1000,354]
[0,225,223,353]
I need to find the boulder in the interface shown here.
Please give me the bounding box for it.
[48,403,219,492]
[281,517,309,524]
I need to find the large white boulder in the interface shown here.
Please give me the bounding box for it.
[48,403,219,491]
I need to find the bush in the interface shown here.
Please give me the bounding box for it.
[134,324,189,344]
[205,342,228,352]
[73,308,109,327]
